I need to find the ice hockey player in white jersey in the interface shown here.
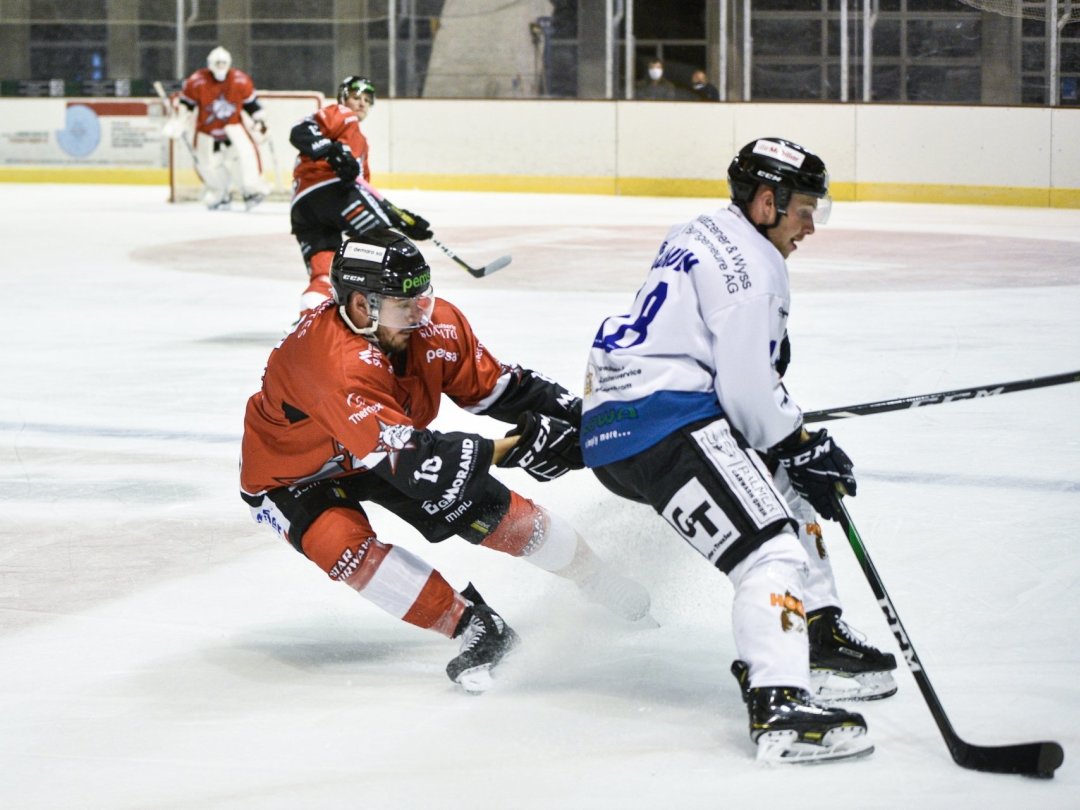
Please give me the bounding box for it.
[581,137,896,764]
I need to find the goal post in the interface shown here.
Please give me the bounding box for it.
[167,89,326,203]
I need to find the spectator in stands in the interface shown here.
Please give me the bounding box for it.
[690,69,721,102]
[636,58,677,101]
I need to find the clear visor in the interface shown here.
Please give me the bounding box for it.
[791,194,832,226]
[375,288,434,330]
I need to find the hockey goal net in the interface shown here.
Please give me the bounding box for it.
[166,89,326,203]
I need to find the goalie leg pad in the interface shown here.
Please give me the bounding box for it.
[303,507,467,637]
[223,122,269,197]
[196,137,231,209]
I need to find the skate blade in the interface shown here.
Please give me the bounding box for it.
[454,664,494,695]
[756,727,874,765]
[811,669,898,703]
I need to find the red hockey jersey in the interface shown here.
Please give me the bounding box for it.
[240,298,506,495]
[291,103,371,201]
[180,67,258,139]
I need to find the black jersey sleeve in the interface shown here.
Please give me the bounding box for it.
[368,427,496,510]
[478,366,582,428]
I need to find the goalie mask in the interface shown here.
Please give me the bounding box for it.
[207,46,232,82]
[331,229,434,336]
[338,75,376,106]
[728,137,831,226]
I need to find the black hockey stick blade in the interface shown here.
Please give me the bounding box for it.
[431,237,511,278]
[805,369,1080,423]
[834,496,1065,778]
[951,739,1063,778]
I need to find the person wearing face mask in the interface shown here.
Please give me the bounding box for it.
[690,69,721,101]
[164,46,270,211]
[636,57,677,101]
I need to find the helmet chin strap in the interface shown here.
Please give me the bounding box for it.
[735,190,784,238]
[338,295,380,337]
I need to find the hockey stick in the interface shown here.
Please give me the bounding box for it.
[431,236,512,279]
[355,177,511,278]
[805,370,1080,424]
[153,80,205,183]
[262,132,284,195]
[833,495,1064,778]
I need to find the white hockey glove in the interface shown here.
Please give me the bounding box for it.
[161,113,189,140]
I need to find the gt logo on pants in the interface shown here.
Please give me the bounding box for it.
[661,478,738,564]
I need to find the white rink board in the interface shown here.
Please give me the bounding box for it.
[0,184,1078,808]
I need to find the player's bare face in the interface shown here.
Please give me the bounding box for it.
[375,324,412,353]
[768,193,818,259]
[374,291,434,353]
[345,93,374,121]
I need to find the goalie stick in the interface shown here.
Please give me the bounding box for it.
[152,80,204,182]
[355,177,512,278]
[805,370,1080,424]
[833,495,1064,778]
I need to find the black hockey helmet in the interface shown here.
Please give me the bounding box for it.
[728,137,830,221]
[331,229,433,334]
[337,75,376,106]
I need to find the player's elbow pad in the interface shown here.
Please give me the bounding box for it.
[374,429,496,504]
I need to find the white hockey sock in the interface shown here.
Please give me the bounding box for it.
[521,508,580,574]
[729,529,811,690]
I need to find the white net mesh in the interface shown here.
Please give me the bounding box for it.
[955,0,1080,24]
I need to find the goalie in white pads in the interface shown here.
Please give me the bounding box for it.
[163,46,270,210]
[581,138,895,764]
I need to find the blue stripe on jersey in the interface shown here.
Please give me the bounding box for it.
[581,389,723,467]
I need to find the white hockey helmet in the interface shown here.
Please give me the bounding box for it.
[207,47,232,81]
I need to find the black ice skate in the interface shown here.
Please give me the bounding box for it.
[446,584,520,695]
[732,661,874,764]
[808,607,898,703]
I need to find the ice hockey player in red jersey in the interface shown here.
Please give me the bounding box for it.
[240,229,650,693]
[289,76,433,313]
[165,46,270,210]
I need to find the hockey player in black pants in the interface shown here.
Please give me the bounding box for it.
[580,137,896,763]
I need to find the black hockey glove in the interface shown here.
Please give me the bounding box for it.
[773,429,856,521]
[382,200,433,241]
[325,142,360,183]
[496,412,584,482]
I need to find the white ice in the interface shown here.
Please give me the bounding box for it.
[1,185,1078,809]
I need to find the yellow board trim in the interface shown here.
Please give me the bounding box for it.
[0,167,169,185]
[2,167,1078,209]
[856,182,1052,207]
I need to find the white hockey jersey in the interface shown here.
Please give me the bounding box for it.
[582,204,803,467]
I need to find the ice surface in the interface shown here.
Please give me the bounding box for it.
[1,185,1078,808]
